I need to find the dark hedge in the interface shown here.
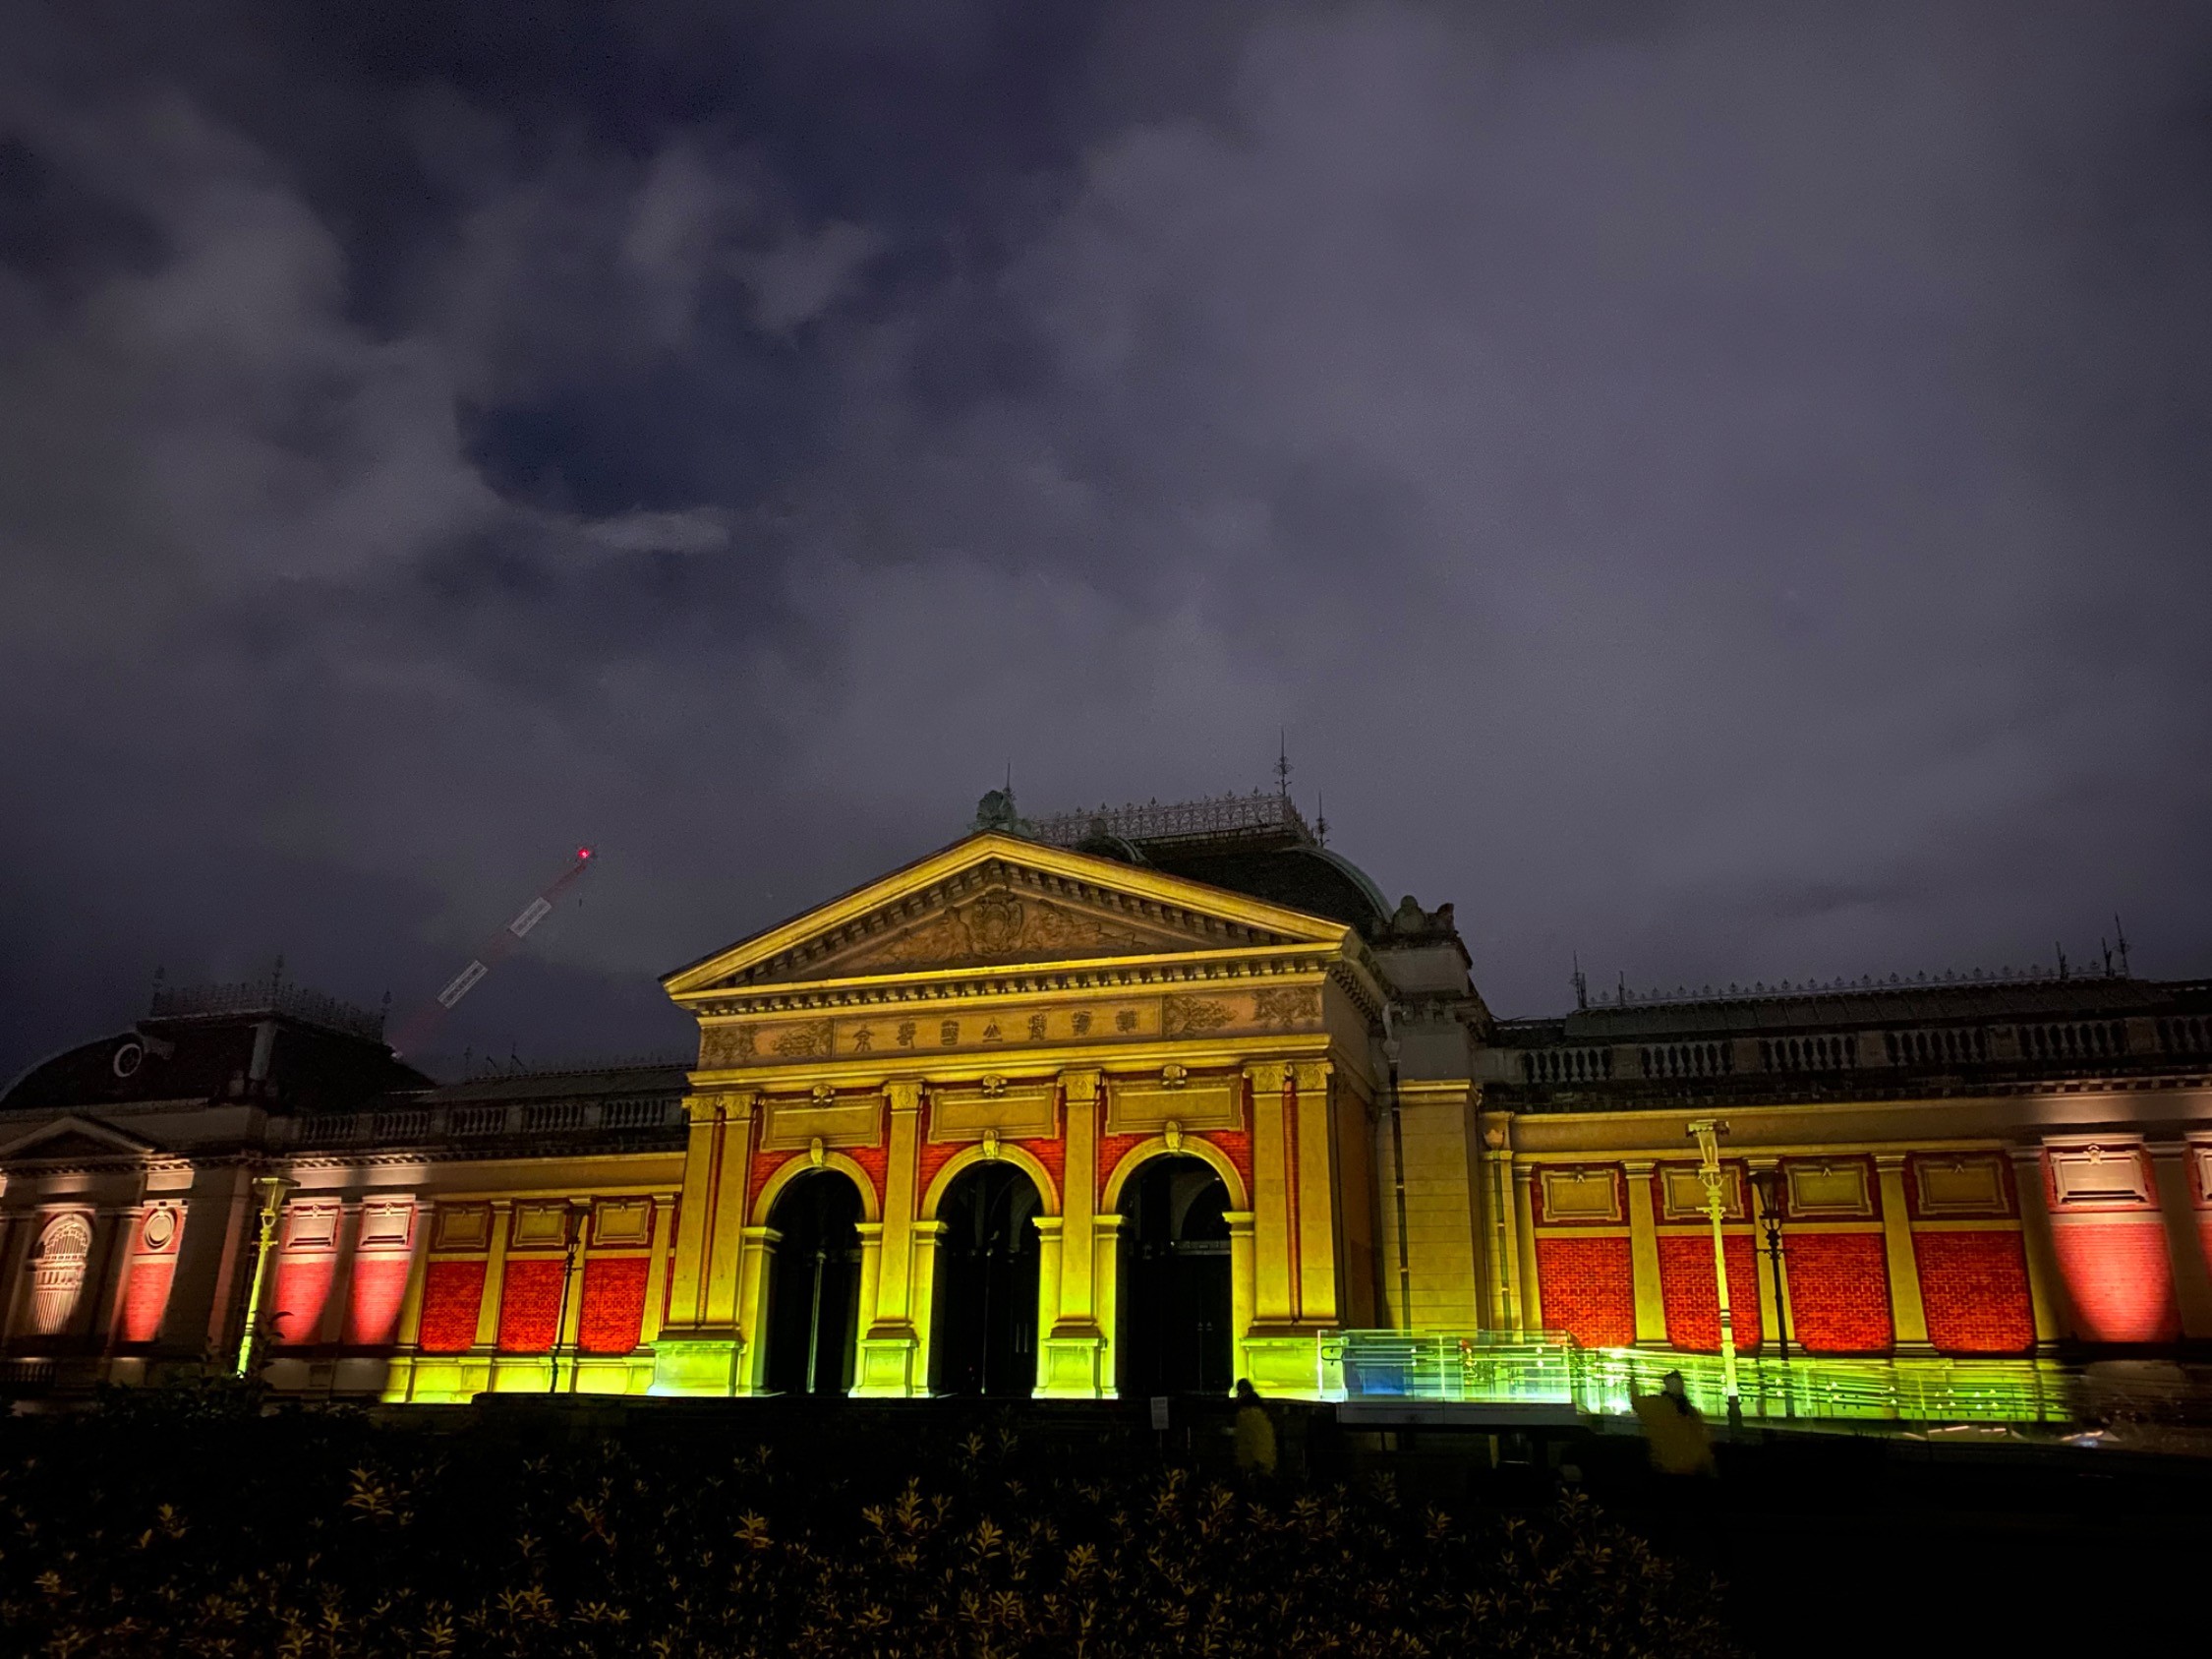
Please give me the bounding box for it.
[0,1385,1736,1658]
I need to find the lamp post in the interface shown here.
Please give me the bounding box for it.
[1746,1167,1789,1364]
[233,1174,297,1380]
[1686,1119,1741,1426]
[550,1198,589,1394]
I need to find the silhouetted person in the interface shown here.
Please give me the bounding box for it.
[1632,1370,1716,1476]
[1233,1378,1277,1474]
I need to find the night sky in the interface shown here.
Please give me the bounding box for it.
[3,1,2208,1082]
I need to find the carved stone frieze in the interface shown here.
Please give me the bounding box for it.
[1163,995,1233,1037]
[1251,986,1322,1030]
[826,887,1166,976]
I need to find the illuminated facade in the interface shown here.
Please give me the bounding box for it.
[2,791,2209,1404]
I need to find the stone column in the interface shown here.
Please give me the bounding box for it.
[2149,1143,2212,1339]
[732,1223,780,1394]
[2008,1146,2071,1348]
[1090,1213,1124,1398]
[907,1219,947,1393]
[701,1095,757,1330]
[1623,1159,1669,1347]
[656,1091,756,1394]
[386,1219,435,1401]
[1875,1155,1931,1354]
[1290,1059,1340,1327]
[1225,1210,1256,1361]
[1513,1163,1543,1332]
[855,1081,922,1395]
[1245,1062,1296,1325]
[1037,1068,1105,1394]
[1030,1215,1064,1396]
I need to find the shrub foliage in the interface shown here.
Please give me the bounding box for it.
[0,1385,1735,1657]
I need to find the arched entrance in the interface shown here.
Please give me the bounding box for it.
[763,1171,863,1395]
[930,1161,1042,1396]
[1117,1155,1234,1396]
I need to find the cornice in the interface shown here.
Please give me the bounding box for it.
[686,948,1339,1019]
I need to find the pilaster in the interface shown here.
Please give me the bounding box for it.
[1875,1154,1931,1354]
[1513,1162,1543,1332]
[2149,1143,2212,1339]
[472,1201,512,1352]
[1245,1061,1296,1324]
[1290,1059,1339,1325]
[2008,1146,2070,1348]
[1622,1159,1668,1346]
[638,1192,679,1346]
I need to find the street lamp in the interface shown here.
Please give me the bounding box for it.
[1746,1167,1789,1364]
[550,1198,589,1394]
[1685,1119,1741,1426]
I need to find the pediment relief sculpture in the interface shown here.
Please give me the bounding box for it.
[764,886,1191,980]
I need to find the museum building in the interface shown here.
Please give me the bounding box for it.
[2,790,2209,1402]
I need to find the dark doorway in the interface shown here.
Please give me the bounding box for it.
[764,1172,863,1395]
[930,1161,1042,1396]
[1118,1156,1233,1396]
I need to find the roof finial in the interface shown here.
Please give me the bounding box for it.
[1571,953,1589,1012]
[1314,790,1328,846]
[1275,729,1291,799]
[2114,914,2130,978]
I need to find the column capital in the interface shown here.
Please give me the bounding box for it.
[854,1220,885,1242]
[1621,1157,1658,1176]
[1057,1067,1102,1105]
[1873,1151,1911,1173]
[1289,1057,1333,1091]
[1031,1215,1065,1239]
[1242,1060,1289,1092]
[489,1198,515,1214]
[884,1078,925,1113]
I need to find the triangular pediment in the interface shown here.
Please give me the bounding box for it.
[666,833,1351,996]
[0,1113,156,1161]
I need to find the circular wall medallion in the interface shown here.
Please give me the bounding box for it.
[142,1208,177,1251]
[111,1040,145,1079]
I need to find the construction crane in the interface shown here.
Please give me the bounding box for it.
[389,847,596,1058]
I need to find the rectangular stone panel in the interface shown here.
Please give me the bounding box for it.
[1537,1166,1622,1223]
[760,1093,885,1150]
[359,1202,414,1247]
[929,1082,1058,1142]
[592,1197,653,1247]
[283,1205,341,1248]
[2048,1144,2152,1207]
[433,1204,491,1251]
[1659,1164,1744,1220]
[1785,1160,1873,1218]
[1103,1073,1240,1136]
[1913,1155,2008,1216]
[511,1202,574,1248]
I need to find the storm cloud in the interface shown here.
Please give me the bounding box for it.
[3,0,2207,1078]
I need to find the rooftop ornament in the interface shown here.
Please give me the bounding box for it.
[1031,788,1315,851]
[149,963,386,1043]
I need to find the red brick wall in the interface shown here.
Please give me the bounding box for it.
[496,1259,565,1352]
[1913,1231,2035,1354]
[1097,1133,1149,1201]
[1658,1234,1763,1352]
[578,1258,650,1354]
[345,1256,413,1347]
[121,1258,174,1343]
[270,1254,334,1347]
[1785,1233,1893,1353]
[417,1260,485,1353]
[2053,1220,2179,1344]
[1535,1235,1635,1348]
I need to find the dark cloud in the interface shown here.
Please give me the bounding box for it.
[3,0,2208,1080]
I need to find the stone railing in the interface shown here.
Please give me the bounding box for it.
[287,1096,683,1151]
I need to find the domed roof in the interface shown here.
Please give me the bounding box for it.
[1141,843,1393,936]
